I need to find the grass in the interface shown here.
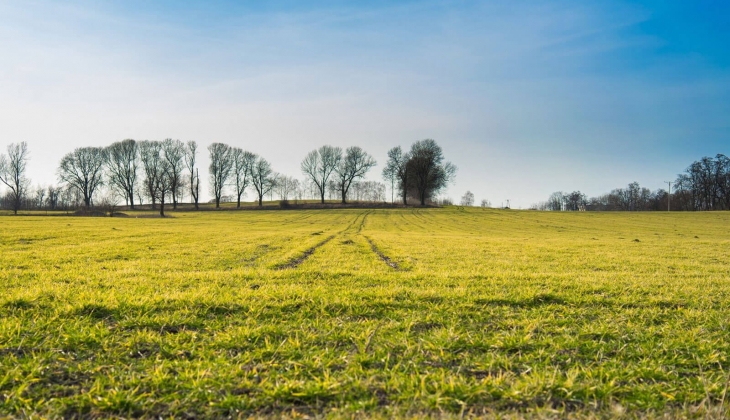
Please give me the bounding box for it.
[1,208,730,418]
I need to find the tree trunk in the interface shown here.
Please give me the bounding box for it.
[129,192,135,210]
[341,188,347,204]
[237,194,242,208]
[215,196,220,208]
[321,190,325,204]
[160,198,165,217]
[258,195,263,206]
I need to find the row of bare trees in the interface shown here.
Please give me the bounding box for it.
[537,183,671,211]
[54,140,198,216]
[674,154,730,211]
[208,143,274,208]
[536,154,730,211]
[301,145,377,204]
[1,138,455,214]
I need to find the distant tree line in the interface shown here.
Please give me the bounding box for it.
[0,138,456,214]
[535,154,730,211]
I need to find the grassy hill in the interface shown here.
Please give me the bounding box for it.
[1,208,729,418]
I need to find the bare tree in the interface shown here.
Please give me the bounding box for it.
[162,139,185,209]
[139,141,163,209]
[47,185,60,210]
[335,146,376,204]
[97,189,122,217]
[480,199,491,208]
[0,142,30,214]
[34,185,46,209]
[406,140,456,206]
[564,191,587,211]
[327,179,338,200]
[276,176,299,200]
[301,145,342,204]
[251,156,275,206]
[231,148,257,207]
[383,146,410,205]
[105,139,138,208]
[351,180,385,202]
[155,159,175,217]
[460,191,474,206]
[137,141,174,216]
[208,143,233,208]
[185,141,200,210]
[547,191,564,211]
[58,147,107,208]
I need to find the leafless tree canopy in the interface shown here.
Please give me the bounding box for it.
[162,139,186,209]
[231,148,257,207]
[539,154,730,212]
[154,159,175,217]
[185,141,200,210]
[251,157,275,206]
[58,147,107,208]
[350,181,386,202]
[407,139,456,205]
[47,185,60,210]
[460,190,474,206]
[301,145,342,204]
[139,141,164,208]
[0,142,30,214]
[105,139,138,209]
[208,143,233,208]
[674,154,730,211]
[335,146,376,204]
[136,140,176,216]
[276,175,299,201]
[382,146,410,205]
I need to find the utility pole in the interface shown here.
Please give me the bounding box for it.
[665,181,671,212]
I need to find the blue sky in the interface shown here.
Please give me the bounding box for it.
[1,0,728,207]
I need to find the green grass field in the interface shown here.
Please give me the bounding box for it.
[1,208,730,418]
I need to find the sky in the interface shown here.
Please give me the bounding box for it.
[1,0,728,208]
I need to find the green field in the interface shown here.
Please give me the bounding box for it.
[1,209,730,418]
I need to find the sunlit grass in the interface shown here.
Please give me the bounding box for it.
[1,208,730,418]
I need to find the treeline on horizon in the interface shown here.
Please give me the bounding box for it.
[533,154,730,211]
[0,139,455,215]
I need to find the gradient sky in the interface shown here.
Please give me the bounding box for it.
[1,0,728,207]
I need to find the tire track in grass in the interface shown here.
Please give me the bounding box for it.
[273,211,367,269]
[358,211,405,270]
[363,235,401,270]
[273,234,336,269]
